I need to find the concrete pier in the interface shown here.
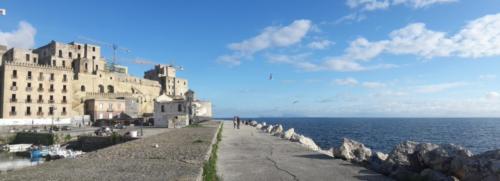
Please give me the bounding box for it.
[217,121,391,181]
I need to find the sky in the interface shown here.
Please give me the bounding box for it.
[1,0,500,117]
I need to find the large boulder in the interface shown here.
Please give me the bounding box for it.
[380,141,420,175]
[281,128,295,140]
[250,120,258,126]
[450,149,500,181]
[290,133,302,142]
[333,138,372,163]
[270,125,283,136]
[262,122,267,126]
[297,135,320,151]
[255,124,262,129]
[265,125,274,133]
[421,144,473,173]
[369,151,389,173]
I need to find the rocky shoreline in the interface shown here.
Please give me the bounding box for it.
[248,120,499,181]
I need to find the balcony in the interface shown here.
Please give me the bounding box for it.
[48,112,54,116]
[61,111,67,116]
[37,112,43,116]
[49,77,55,82]
[62,100,67,104]
[49,88,55,92]
[38,76,44,81]
[26,87,32,92]
[37,99,44,103]
[10,98,17,103]
[11,74,17,79]
[37,88,44,92]
[27,76,32,80]
[26,99,32,103]
[9,112,16,116]
[63,78,68,82]
[48,100,55,103]
[62,89,67,93]
[25,112,32,116]
[10,86,17,91]
[106,108,113,112]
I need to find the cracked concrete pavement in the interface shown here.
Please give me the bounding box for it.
[217,121,392,181]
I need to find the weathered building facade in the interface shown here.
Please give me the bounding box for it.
[0,41,189,124]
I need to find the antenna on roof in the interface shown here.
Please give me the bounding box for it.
[77,36,131,72]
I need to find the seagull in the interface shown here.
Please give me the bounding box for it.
[292,100,299,104]
[269,73,273,80]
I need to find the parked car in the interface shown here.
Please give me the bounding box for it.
[61,126,71,131]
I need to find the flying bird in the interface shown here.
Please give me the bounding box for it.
[268,73,273,80]
[292,100,299,104]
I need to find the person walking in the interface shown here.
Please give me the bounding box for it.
[233,116,237,129]
[237,116,241,129]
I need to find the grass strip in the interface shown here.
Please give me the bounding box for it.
[203,123,223,181]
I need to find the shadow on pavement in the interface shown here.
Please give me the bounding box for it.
[294,153,334,160]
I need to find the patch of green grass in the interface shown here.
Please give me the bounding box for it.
[203,123,222,181]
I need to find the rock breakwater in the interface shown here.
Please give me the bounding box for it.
[248,120,499,181]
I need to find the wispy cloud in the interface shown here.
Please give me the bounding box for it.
[217,19,313,66]
[0,21,36,49]
[335,77,359,86]
[415,82,467,93]
[307,39,334,50]
[335,78,387,89]
[478,74,497,81]
[347,0,457,11]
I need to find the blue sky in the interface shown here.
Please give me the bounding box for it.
[1,0,500,117]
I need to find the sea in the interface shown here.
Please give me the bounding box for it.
[240,118,500,154]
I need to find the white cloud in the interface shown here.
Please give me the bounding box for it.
[486,91,500,100]
[0,21,37,49]
[347,0,457,11]
[266,53,321,71]
[415,82,467,93]
[218,19,312,66]
[315,13,500,72]
[362,81,386,88]
[334,13,367,24]
[392,0,458,8]
[479,74,497,81]
[335,77,359,86]
[307,39,334,50]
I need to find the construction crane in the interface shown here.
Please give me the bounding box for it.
[77,36,130,72]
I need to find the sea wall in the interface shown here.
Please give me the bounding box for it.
[247,120,500,181]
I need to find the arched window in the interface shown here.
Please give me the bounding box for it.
[98,85,104,93]
[80,85,85,92]
[177,104,182,112]
[107,85,114,93]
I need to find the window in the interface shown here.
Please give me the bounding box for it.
[39,72,43,80]
[63,85,67,92]
[27,71,32,79]
[62,96,67,103]
[33,57,37,63]
[85,63,88,71]
[11,94,16,102]
[81,85,85,92]
[62,61,66,67]
[38,95,42,101]
[26,54,30,61]
[49,107,54,115]
[63,74,67,81]
[98,85,104,93]
[92,47,96,52]
[26,107,31,115]
[49,95,54,103]
[96,65,99,71]
[27,95,31,103]
[68,52,72,58]
[99,103,103,109]
[12,82,16,87]
[62,107,66,115]
[38,83,43,89]
[178,104,182,112]
[10,106,16,115]
[53,60,56,66]
[50,84,54,92]
[50,73,54,81]
[58,50,62,57]
[12,70,17,78]
[161,105,165,112]
[77,53,81,58]
[92,56,95,60]
[38,107,42,113]
[99,113,103,119]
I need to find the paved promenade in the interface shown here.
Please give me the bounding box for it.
[1,121,220,181]
[217,121,391,181]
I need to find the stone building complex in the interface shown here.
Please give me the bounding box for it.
[0,41,194,125]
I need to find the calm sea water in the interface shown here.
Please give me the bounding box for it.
[243,118,500,154]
